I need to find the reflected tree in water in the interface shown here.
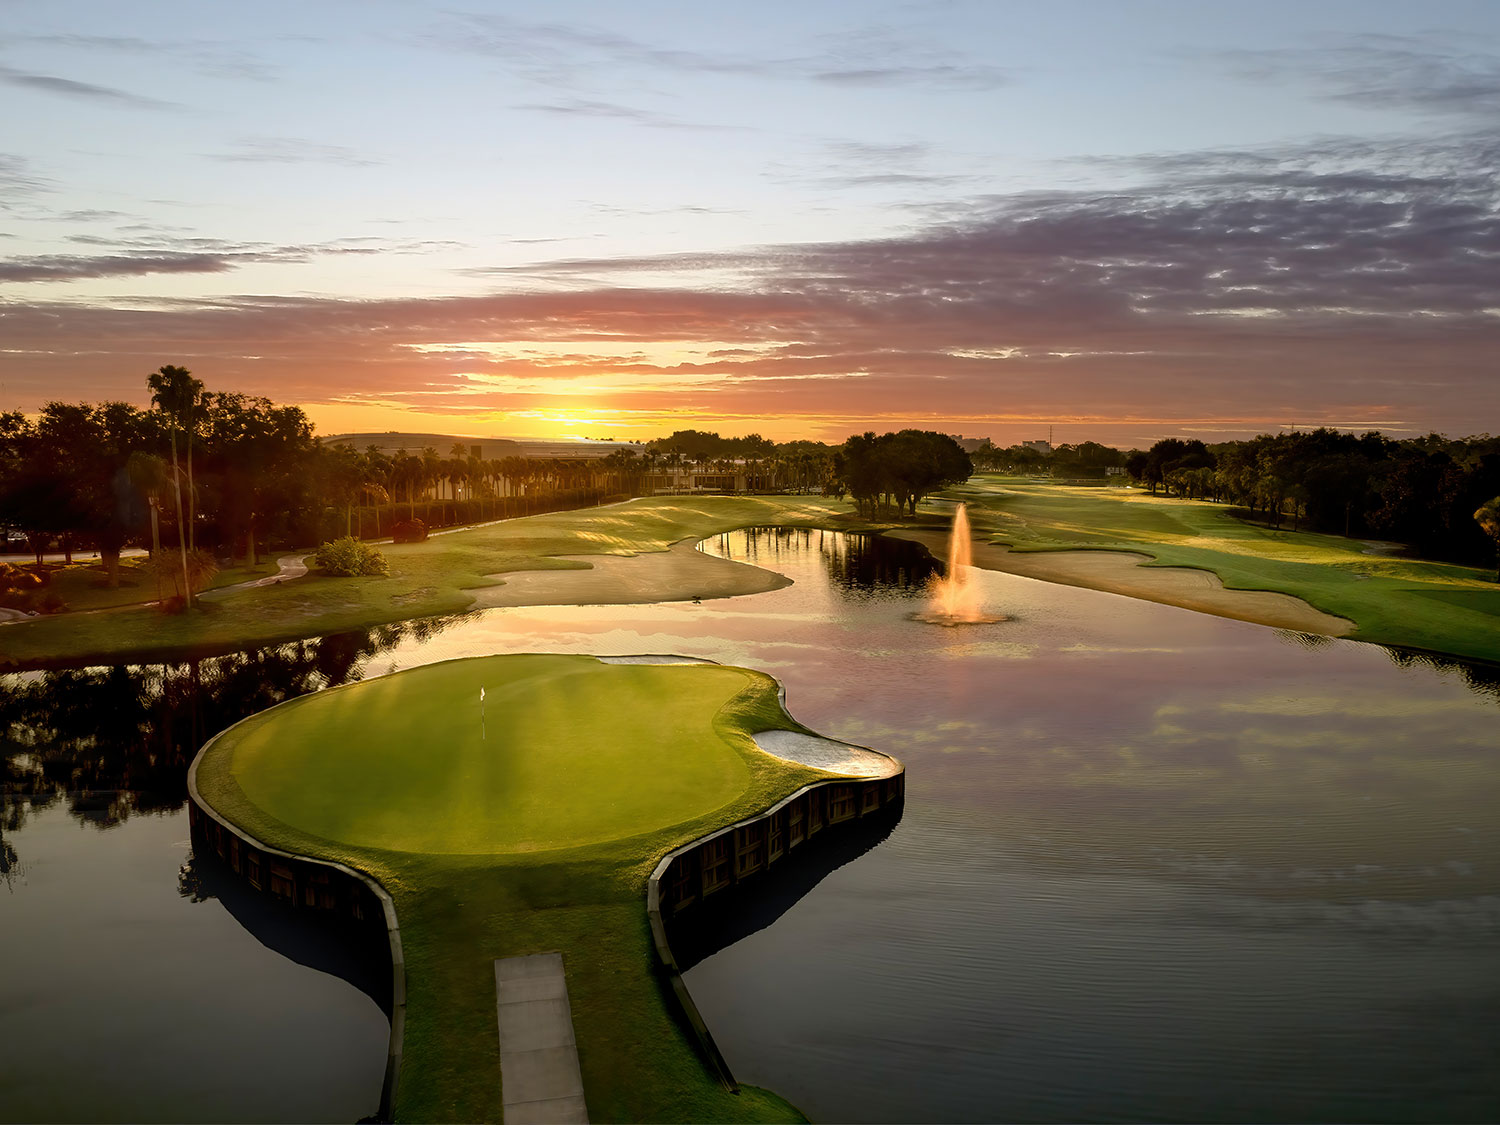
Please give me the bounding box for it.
[731,527,942,598]
[0,614,473,859]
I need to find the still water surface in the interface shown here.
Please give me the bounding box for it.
[3,527,1497,1121]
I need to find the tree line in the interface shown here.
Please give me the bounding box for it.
[0,368,622,598]
[1130,430,1500,568]
[0,372,970,605]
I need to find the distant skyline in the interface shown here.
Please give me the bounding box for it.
[3,0,1498,446]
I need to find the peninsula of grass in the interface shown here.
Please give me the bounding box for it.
[952,476,1500,664]
[0,495,911,668]
[192,653,840,1123]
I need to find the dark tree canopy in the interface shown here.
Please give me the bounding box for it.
[837,429,973,517]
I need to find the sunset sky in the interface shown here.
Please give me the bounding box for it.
[3,0,1498,446]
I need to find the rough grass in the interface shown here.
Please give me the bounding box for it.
[194,654,824,1123]
[9,556,276,614]
[955,477,1500,664]
[0,496,872,667]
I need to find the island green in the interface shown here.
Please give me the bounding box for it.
[193,653,834,1123]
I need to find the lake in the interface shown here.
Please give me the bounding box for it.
[3,527,1496,1121]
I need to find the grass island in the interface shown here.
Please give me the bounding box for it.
[187,652,904,1123]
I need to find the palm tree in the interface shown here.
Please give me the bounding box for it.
[125,451,170,556]
[146,365,203,608]
[420,447,442,524]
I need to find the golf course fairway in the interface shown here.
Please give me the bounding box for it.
[190,653,851,1123]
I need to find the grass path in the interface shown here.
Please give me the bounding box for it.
[194,654,833,1123]
[953,477,1500,664]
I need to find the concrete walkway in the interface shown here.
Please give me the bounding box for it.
[495,953,588,1125]
[199,554,309,600]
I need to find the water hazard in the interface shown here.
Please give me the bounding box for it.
[3,527,1498,1121]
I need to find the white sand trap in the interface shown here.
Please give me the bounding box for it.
[470,538,790,609]
[752,729,900,779]
[597,654,716,666]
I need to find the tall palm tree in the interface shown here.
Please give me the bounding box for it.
[125,450,170,556]
[146,365,203,607]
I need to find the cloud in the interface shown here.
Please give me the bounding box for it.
[512,98,745,131]
[0,64,177,109]
[774,139,966,190]
[429,13,1009,92]
[0,237,463,283]
[205,136,382,166]
[2,130,1496,441]
[3,32,277,81]
[1217,34,1500,119]
[0,153,50,207]
[0,252,241,282]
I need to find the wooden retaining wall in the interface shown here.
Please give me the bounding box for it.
[645,770,906,1091]
[184,797,406,1124]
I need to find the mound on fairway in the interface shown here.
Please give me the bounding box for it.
[196,654,766,855]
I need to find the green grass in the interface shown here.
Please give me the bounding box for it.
[7,556,277,613]
[195,654,828,1123]
[954,476,1500,664]
[0,496,881,667]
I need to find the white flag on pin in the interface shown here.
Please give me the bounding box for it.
[480,687,486,702]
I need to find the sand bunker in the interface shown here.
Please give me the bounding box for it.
[890,529,1354,637]
[751,729,900,779]
[470,538,789,609]
[598,654,714,665]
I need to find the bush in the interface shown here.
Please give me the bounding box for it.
[315,536,389,577]
[392,519,428,544]
[143,549,219,609]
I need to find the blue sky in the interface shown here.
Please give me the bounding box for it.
[3,0,1498,443]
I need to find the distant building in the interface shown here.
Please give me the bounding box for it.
[1022,440,1052,454]
[321,432,638,460]
[951,434,992,453]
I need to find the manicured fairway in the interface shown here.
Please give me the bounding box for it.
[193,654,833,1123]
[954,476,1500,664]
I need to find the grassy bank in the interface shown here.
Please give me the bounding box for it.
[0,496,878,668]
[955,476,1500,664]
[194,654,831,1122]
[4,556,278,615]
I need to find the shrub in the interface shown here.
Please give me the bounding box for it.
[315,536,390,577]
[392,519,428,544]
[143,549,219,609]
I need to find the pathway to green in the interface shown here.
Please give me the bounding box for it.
[953,476,1500,664]
[192,653,839,1123]
[0,495,878,667]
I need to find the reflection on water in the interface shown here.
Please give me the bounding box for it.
[664,800,903,974]
[3,526,1498,1122]
[370,528,1500,1123]
[704,526,942,596]
[0,800,387,1125]
[0,619,462,1124]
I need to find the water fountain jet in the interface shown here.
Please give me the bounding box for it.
[912,502,1005,626]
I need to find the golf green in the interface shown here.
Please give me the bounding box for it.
[191,652,845,1121]
[199,654,758,854]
